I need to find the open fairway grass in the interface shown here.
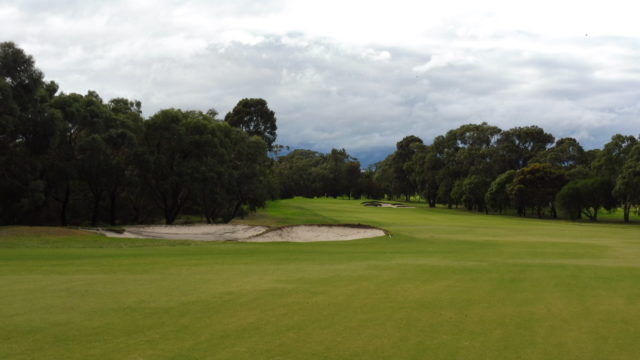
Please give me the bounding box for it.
[2,198,640,359]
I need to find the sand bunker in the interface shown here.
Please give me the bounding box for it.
[362,201,415,208]
[246,225,386,242]
[99,224,386,242]
[101,224,268,241]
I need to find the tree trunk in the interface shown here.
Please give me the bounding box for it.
[109,191,117,226]
[60,185,70,226]
[624,203,631,223]
[91,193,101,227]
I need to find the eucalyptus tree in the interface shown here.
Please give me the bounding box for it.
[485,169,516,214]
[0,41,59,224]
[612,142,640,222]
[509,163,567,218]
[495,125,554,171]
[390,135,423,201]
[531,137,587,169]
[461,175,491,212]
[556,177,615,221]
[224,98,277,151]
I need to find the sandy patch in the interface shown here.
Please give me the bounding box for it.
[98,224,386,242]
[244,225,386,242]
[362,201,415,208]
[100,224,268,241]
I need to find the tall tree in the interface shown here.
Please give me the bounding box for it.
[224,98,277,151]
[495,125,554,171]
[391,135,423,201]
[0,42,59,224]
[612,143,640,222]
[485,170,516,214]
[531,137,587,169]
[556,178,615,221]
[509,163,567,218]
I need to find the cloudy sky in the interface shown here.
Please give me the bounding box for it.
[2,0,640,164]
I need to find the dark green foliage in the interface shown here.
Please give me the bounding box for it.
[0,43,275,226]
[612,143,640,222]
[391,135,424,201]
[224,98,277,151]
[556,178,615,221]
[461,175,491,212]
[495,126,554,171]
[274,148,362,199]
[485,170,516,214]
[509,163,567,218]
[5,41,640,225]
[531,137,587,169]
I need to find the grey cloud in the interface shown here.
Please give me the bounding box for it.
[2,2,640,164]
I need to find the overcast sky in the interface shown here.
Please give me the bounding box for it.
[2,0,640,164]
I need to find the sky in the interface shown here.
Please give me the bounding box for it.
[2,0,640,165]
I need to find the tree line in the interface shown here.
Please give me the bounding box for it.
[369,123,640,222]
[4,41,640,225]
[1,41,277,226]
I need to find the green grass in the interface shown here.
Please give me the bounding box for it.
[2,198,640,359]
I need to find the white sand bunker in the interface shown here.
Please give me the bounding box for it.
[362,201,415,208]
[245,225,386,243]
[100,224,386,242]
[102,224,268,241]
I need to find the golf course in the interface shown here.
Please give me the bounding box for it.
[2,197,640,359]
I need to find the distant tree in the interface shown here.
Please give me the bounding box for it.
[612,143,640,222]
[344,161,363,199]
[449,122,501,177]
[411,144,441,207]
[531,137,587,169]
[0,41,59,224]
[224,98,277,151]
[556,178,615,221]
[461,175,491,212]
[136,109,194,224]
[360,165,384,199]
[495,125,554,171]
[275,149,324,198]
[450,179,464,209]
[391,135,423,201]
[509,163,567,218]
[592,134,637,180]
[485,170,516,214]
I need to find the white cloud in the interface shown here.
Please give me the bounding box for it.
[2,0,640,164]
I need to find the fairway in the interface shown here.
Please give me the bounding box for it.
[2,198,640,359]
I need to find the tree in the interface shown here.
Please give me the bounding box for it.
[224,98,277,151]
[461,175,491,212]
[390,135,423,201]
[593,134,637,180]
[274,149,324,198]
[509,163,567,218]
[136,109,193,224]
[612,143,640,222]
[531,137,587,169]
[485,170,516,214]
[411,144,441,207]
[495,126,554,171]
[556,178,615,221]
[0,42,60,224]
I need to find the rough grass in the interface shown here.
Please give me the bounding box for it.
[2,198,640,359]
